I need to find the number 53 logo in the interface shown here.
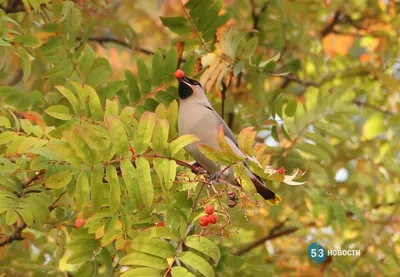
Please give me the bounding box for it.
[308,242,327,263]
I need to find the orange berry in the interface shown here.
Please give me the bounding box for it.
[208,214,218,224]
[174,69,185,79]
[75,218,86,228]
[204,205,215,215]
[278,167,285,175]
[199,216,209,227]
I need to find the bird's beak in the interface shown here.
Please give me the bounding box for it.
[178,76,191,86]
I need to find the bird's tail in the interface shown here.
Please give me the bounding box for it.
[250,176,281,205]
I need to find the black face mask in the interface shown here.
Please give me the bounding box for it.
[178,80,193,99]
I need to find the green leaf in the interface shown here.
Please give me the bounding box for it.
[15,47,33,82]
[135,157,154,207]
[271,126,280,142]
[237,127,256,156]
[362,113,385,140]
[197,144,230,165]
[233,61,244,77]
[75,171,89,212]
[126,70,141,103]
[15,208,33,226]
[160,17,191,36]
[45,171,72,189]
[120,268,162,277]
[216,125,245,162]
[55,86,81,114]
[153,158,177,191]
[13,35,40,46]
[284,97,297,117]
[45,105,73,120]
[80,85,104,121]
[295,142,332,164]
[234,163,257,194]
[137,59,152,94]
[121,160,142,209]
[6,209,19,225]
[169,134,199,158]
[48,119,79,139]
[0,116,11,128]
[133,112,156,154]
[78,45,95,75]
[63,129,95,164]
[87,64,111,88]
[164,48,178,82]
[119,252,168,269]
[107,165,121,213]
[91,167,104,213]
[139,226,181,241]
[0,176,23,195]
[246,37,258,65]
[20,119,33,135]
[152,51,164,87]
[171,267,196,277]
[152,118,169,153]
[75,261,94,277]
[185,235,221,264]
[131,237,175,259]
[105,115,130,158]
[179,251,215,277]
[105,99,119,115]
[303,132,337,156]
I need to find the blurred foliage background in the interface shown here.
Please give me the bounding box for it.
[0,0,399,276]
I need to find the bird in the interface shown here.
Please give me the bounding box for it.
[175,70,281,205]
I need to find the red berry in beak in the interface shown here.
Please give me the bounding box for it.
[174,69,185,79]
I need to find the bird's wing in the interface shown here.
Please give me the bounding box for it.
[205,105,238,145]
[208,105,281,205]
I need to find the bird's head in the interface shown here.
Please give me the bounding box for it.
[175,70,205,100]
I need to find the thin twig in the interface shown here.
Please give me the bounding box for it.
[133,84,166,107]
[177,0,210,53]
[352,99,394,116]
[0,190,67,247]
[321,10,342,38]
[234,202,398,256]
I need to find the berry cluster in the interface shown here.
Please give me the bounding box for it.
[199,205,218,227]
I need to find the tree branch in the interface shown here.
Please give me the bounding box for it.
[250,0,268,34]
[0,2,26,14]
[235,202,398,256]
[178,0,210,52]
[352,204,399,266]
[352,99,394,116]
[321,10,342,38]
[0,191,66,247]
[82,37,155,56]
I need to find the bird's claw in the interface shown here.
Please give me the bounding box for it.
[207,172,219,181]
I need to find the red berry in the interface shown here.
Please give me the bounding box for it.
[278,167,285,175]
[75,218,86,228]
[204,205,215,215]
[199,216,209,227]
[155,222,165,227]
[208,214,218,224]
[174,69,185,79]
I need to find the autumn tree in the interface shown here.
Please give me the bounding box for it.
[0,0,399,276]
